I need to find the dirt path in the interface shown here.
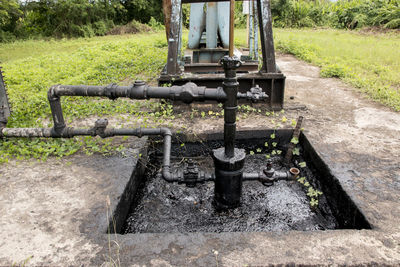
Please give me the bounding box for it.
[0,54,399,266]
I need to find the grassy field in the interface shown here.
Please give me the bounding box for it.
[0,28,398,161]
[273,29,400,111]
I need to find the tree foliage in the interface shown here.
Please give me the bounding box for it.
[0,0,22,41]
[271,0,400,29]
[0,0,399,42]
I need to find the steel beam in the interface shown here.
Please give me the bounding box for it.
[257,0,276,73]
[184,62,258,73]
[166,0,182,76]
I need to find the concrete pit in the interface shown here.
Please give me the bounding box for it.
[114,130,371,234]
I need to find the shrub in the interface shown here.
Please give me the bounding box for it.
[107,20,152,35]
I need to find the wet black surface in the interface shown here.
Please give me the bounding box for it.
[123,139,338,233]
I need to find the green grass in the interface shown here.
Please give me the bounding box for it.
[0,28,398,161]
[0,32,170,162]
[272,28,400,111]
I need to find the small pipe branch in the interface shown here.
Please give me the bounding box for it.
[242,166,300,186]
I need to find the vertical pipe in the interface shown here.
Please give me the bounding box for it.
[220,57,240,158]
[229,0,235,57]
[48,88,66,134]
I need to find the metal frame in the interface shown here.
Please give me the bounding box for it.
[165,0,277,75]
[161,0,284,110]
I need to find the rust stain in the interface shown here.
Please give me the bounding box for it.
[162,0,172,39]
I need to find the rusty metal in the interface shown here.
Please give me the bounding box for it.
[229,0,235,57]
[258,0,276,72]
[283,116,304,166]
[166,0,182,76]
[162,0,172,39]
[161,0,283,110]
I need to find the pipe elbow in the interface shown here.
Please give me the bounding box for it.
[48,85,60,101]
[160,127,172,137]
[162,166,178,182]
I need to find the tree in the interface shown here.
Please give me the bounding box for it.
[0,0,22,32]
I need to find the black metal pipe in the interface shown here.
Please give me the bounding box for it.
[242,172,260,180]
[220,56,241,158]
[0,124,182,182]
[242,167,300,184]
[49,82,227,104]
[47,88,66,134]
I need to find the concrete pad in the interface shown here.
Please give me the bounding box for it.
[0,54,399,266]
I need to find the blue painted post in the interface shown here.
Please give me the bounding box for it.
[188,2,205,49]
[217,1,230,48]
[206,2,218,49]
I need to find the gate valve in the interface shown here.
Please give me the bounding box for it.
[237,85,269,102]
[261,159,275,186]
[183,159,200,188]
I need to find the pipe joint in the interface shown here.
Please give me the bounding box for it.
[162,166,182,182]
[47,86,60,101]
[259,165,300,186]
[104,83,119,100]
[129,80,147,99]
[92,119,109,138]
[159,127,172,137]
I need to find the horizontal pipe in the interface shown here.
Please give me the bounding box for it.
[0,125,216,183]
[49,82,227,104]
[1,128,53,138]
[242,169,299,183]
[0,126,181,182]
[242,172,260,180]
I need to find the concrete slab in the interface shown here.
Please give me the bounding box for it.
[0,54,399,266]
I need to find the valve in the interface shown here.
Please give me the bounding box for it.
[259,159,301,186]
[262,159,275,186]
[237,85,269,103]
[92,118,108,138]
[183,159,200,188]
